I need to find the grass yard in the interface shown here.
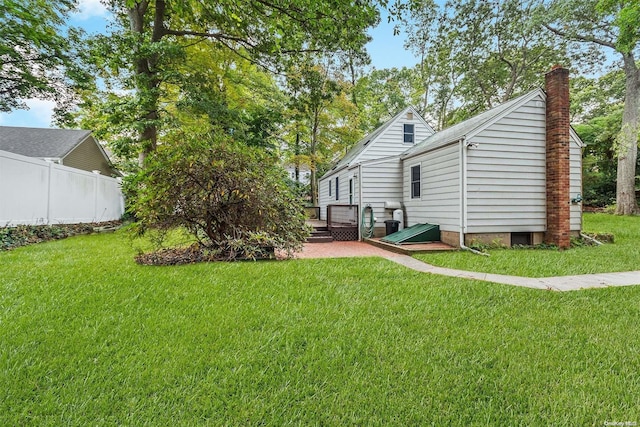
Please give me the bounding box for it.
[1,220,640,425]
[416,213,640,277]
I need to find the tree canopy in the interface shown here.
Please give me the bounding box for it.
[81,0,380,165]
[0,0,88,112]
[544,0,639,214]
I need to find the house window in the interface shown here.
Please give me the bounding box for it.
[349,178,353,205]
[335,177,339,200]
[411,165,421,199]
[404,124,415,144]
[329,180,332,197]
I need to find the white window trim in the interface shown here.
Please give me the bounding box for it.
[410,164,421,200]
[403,123,415,144]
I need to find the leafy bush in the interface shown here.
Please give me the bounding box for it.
[132,133,310,261]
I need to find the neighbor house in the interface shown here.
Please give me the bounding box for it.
[0,126,119,177]
[318,66,582,248]
[284,163,312,185]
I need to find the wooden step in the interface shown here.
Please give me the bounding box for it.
[306,235,334,243]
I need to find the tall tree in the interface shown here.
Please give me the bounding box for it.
[544,0,639,214]
[572,71,627,206]
[0,0,88,112]
[353,67,422,131]
[395,0,565,128]
[68,40,287,175]
[93,0,379,165]
[284,59,351,205]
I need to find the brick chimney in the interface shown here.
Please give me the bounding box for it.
[545,66,571,249]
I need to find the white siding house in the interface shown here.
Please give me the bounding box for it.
[284,163,311,185]
[318,106,435,236]
[402,143,460,231]
[569,128,583,231]
[318,67,582,247]
[401,86,583,247]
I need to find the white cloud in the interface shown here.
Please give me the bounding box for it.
[74,0,108,20]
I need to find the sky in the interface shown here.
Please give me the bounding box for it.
[0,2,418,129]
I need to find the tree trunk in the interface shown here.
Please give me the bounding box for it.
[615,53,639,215]
[294,132,300,182]
[310,108,320,206]
[128,0,164,167]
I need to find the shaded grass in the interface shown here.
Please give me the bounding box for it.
[415,213,640,277]
[1,230,640,424]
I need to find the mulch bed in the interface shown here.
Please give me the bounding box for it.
[135,244,277,266]
[0,221,122,251]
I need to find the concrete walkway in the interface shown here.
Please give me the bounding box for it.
[384,254,640,291]
[296,241,640,291]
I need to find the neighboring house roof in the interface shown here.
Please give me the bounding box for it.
[0,126,119,176]
[0,126,92,158]
[402,89,547,159]
[323,106,434,179]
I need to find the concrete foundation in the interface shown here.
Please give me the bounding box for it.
[440,231,460,247]
[440,231,548,248]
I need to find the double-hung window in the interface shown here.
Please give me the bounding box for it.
[404,124,415,144]
[411,165,421,199]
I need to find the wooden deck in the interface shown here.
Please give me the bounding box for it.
[306,221,456,253]
[364,238,457,254]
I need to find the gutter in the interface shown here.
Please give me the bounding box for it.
[402,138,461,161]
[319,164,349,182]
[458,136,489,256]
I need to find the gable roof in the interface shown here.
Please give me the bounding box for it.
[402,89,546,159]
[322,106,434,179]
[0,126,94,159]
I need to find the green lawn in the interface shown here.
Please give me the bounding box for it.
[415,213,640,277]
[1,222,640,425]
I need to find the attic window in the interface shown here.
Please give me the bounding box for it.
[404,124,415,144]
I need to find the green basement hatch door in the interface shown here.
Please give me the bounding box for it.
[381,223,441,244]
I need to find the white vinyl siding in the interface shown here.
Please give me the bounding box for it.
[360,157,403,228]
[318,175,331,220]
[403,144,460,231]
[465,96,547,233]
[357,118,434,163]
[570,135,583,231]
[319,168,352,219]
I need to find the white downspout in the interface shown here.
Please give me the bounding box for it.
[358,164,363,240]
[459,136,489,256]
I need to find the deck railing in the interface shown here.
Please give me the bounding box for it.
[326,204,359,240]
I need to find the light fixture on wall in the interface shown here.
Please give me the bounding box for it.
[571,193,583,204]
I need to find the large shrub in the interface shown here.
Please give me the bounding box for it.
[132,134,309,260]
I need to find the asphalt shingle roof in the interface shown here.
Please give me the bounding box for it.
[0,126,92,159]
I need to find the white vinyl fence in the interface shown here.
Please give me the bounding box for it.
[0,150,125,226]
